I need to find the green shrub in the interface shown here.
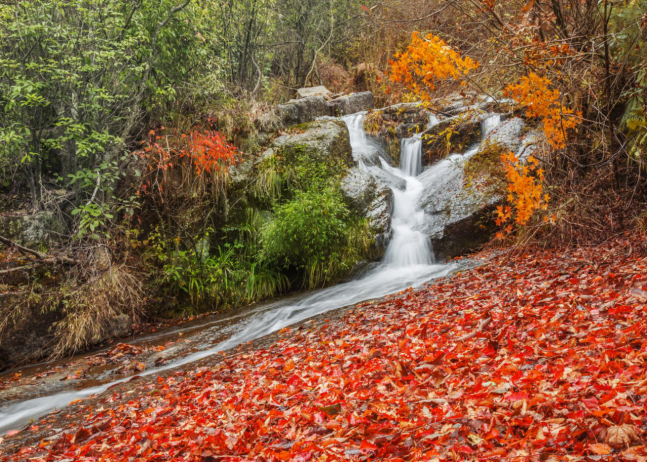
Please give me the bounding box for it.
[260,185,372,288]
[148,214,289,313]
[253,143,347,203]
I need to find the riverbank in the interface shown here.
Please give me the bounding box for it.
[2,234,646,461]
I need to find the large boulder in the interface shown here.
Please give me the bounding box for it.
[285,96,331,125]
[341,168,393,249]
[328,92,374,116]
[417,150,498,261]
[259,119,353,165]
[479,117,526,154]
[272,91,376,127]
[275,103,301,127]
[380,103,429,125]
[417,116,539,260]
[297,86,332,99]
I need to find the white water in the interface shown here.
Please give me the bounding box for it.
[0,113,452,434]
[400,137,422,177]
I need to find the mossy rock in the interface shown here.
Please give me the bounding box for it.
[0,211,67,248]
[421,116,482,166]
[259,119,352,166]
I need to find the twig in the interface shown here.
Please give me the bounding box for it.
[0,265,34,275]
[0,234,78,265]
[456,317,492,342]
[85,171,101,208]
[0,234,45,259]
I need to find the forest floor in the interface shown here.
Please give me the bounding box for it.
[2,234,647,461]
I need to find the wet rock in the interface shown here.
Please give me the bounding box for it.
[0,210,67,248]
[367,165,406,192]
[366,187,393,249]
[341,168,393,250]
[349,133,391,168]
[328,92,374,117]
[479,117,526,154]
[435,94,511,117]
[260,119,353,165]
[342,168,377,212]
[229,157,255,190]
[430,206,498,261]
[417,150,498,261]
[515,127,548,160]
[396,122,427,139]
[380,103,428,125]
[96,314,132,343]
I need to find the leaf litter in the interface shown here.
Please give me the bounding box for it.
[2,236,647,461]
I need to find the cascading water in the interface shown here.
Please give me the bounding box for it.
[0,112,452,434]
[400,137,423,177]
[482,114,502,136]
[383,133,433,266]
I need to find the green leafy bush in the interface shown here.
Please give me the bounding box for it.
[261,185,372,288]
[148,216,289,313]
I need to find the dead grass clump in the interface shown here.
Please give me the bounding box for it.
[49,257,144,357]
[0,246,145,360]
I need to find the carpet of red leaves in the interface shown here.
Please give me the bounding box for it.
[3,236,647,461]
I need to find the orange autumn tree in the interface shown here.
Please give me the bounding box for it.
[388,31,479,101]
[493,72,579,235]
[495,152,550,239]
[504,72,579,149]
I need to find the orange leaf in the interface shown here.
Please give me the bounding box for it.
[590,443,612,455]
[360,440,378,451]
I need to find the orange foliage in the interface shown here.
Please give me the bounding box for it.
[495,152,549,238]
[504,72,579,149]
[138,124,239,176]
[387,31,479,101]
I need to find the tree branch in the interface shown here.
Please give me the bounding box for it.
[0,234,46,259]
[0,234,78,265]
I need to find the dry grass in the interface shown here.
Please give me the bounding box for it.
[0,246,145,360]
[49,259,144,358]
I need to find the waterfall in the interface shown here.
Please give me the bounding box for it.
[383,175,434,266]
[400,136,423,177]
[345,113,434,267]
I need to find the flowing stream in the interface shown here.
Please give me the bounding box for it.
[0,112,454,434]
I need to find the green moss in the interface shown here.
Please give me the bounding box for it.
[463,142,507,199]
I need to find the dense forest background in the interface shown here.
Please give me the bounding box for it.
[1,0,647,360]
